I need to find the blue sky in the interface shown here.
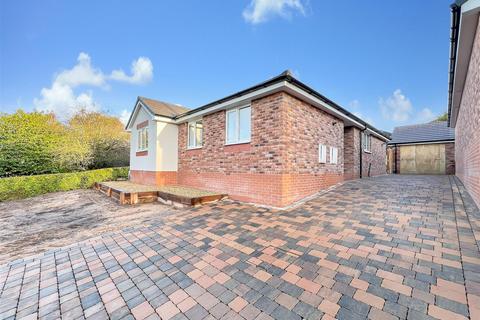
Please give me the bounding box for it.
[0,0,452,131]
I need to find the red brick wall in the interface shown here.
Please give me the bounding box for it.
[344,127,386,179]
[445,142,455,175]
[281,93,344,204]
[455,18,480,208]
[344,127,360,180]
[178,92,288,206]
[130,170,177,185]
[362,134,387,178]
[177,92,345,207]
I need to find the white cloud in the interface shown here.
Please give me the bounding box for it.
[379,89,437,125]
[34,82,100,119]
[243,0,305,24]
[348,99,375,125]
[110,57,153,84]
[34,53,153,120]
[415,107,436,123]
[55,52,106,88]
[379,89,413,122]
[119,109,130,125]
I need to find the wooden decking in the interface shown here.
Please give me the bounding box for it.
[94,181,227,206]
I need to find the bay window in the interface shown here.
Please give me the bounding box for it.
[226,105,251,144]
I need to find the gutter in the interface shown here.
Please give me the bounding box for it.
[447,3,461,126]
[359,129,364,178]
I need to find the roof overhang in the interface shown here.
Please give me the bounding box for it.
[448,0,480,127]
[124,99,175,131]
[124,73,390,141]
[174,78,390,141]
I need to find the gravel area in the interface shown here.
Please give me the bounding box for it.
[102,181,221,197]
[0,189,182,264]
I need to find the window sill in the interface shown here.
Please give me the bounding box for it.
[136,150,148,157]
[225,141,251,146]
[187,146,203,151]
[363,150,372,154]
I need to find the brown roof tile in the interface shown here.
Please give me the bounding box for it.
[139,96,189,118]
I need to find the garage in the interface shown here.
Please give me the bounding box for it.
[387,121,455,175]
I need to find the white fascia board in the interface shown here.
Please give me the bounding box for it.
[172,80,389,140]
[125,101,155,131]
[462,0,480,13]
[153,116,176,124]
[174,82,285,123]
[283,82,365,128]
[366,128,389,142]
[451,1,480,126]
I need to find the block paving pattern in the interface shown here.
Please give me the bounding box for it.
[1,175,480,319]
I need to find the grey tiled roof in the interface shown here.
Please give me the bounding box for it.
[389,121,455,144]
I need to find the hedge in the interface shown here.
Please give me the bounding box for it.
[0,167,129,201]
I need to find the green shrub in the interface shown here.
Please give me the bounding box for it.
[0,167,129,201]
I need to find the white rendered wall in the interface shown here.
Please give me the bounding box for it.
[129,107,157,171]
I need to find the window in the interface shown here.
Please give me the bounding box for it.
[137,127,149,151]
[226,106,251,144]
[319,144,327,163]
[362,132,371,152]
[330,147,338,164]
[188,119,203,149]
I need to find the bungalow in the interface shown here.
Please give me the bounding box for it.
[448,0,480,207]
[125,71,390,207]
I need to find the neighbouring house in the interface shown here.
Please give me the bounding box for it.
[125,71,390,207]
[448,0,480,208]
[387,121,455,175]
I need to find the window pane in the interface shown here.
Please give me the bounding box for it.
[145,128,148,148]
[239,107,251,141]
[188,123,195,147]
[227,110,237,143]
[195,121,203,146]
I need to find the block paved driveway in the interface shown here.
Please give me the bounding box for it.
[1,175,480,320]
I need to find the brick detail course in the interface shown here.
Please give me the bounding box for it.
[455,18,480,208]
[130,170,177,186]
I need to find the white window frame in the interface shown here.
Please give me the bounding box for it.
[225,105,251,145]
[137,127,149,151]
[319,144,327,163]
[187,119,203,149]
[329,147,338,164]
[363,132,371,153]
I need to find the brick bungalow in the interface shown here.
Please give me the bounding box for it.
[388,121,455,175]
[448,0,480,208]
[125,71,390,207]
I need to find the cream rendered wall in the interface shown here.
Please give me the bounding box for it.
[129,105,179,172]
[130,107,157,171]
[155,121,179,171]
